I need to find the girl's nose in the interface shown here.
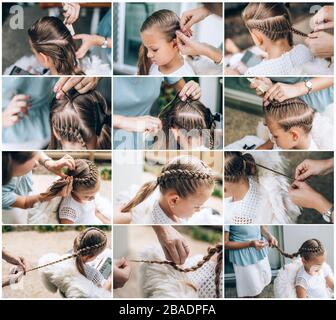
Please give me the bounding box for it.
[147,51,154,59]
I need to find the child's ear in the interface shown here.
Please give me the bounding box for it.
[289,128,300,142]
[38,52,52,67]
[166,191,180,208]
[250,29,264,46]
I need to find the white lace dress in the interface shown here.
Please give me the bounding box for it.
[59,195,101,224]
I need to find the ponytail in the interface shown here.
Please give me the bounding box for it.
[224,152,257,182]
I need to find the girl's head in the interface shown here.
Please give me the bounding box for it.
[28,17,84,75]
[2,152,38,185]
[158,95,218,149]
[121,156,216,218]
[242,3,306,49]
[224,152,256,196]
[41,159,100,203]
[49,90,111,150]
[276,239,326,276]
[73,227,107,277]
[138,9,180,75]
[263,98,315,149]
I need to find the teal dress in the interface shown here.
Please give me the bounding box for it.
[2,172,33,209]
[224,225,269,266]
[113,77,181,149]
[2,77,57,148]
[270,77,333,113]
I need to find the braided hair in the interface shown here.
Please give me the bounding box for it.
[28,17,84,75]
[264,97,315,133]
[135,244,223,298]
[40,159,99,202]
[274,239,325,261]
[48,89,111,150]
[158,94,217,150]
[224,151,257,183]
[242,3,308,46]
[121,156,216,212]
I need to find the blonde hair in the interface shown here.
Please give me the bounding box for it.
[264,98,315,133]
[73,227,107,277]
[242,3,307,46]
[28,17,84,75]
[121,156,216,212]
[40,159,99,202]
[49,90,111,150]
[224,151,257,183]
[138,9,180,75]
[158,95,218,149]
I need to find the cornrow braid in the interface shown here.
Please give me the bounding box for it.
[274,239,325,261]
[121,156,216,213]
[26,228,107,273]
[133,244,223,298]
[264,97,315,133]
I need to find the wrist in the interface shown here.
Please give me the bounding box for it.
[315,195,332,214]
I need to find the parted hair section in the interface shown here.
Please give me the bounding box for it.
[264,97,315,133]
[49,90,111,150]
[242,3,307,46]
[121,155,216,212]
[138,9,180,75]
[224,151,257,183]
[158,96,217,149]
[28,16,84,75]
[73,227,107,277]
[40,159,99,201]
[275,239,325,261]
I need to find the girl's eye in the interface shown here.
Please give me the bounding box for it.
[152,49,158,52]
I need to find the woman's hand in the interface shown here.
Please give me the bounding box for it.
[2,95,31,128]
[153,226,190,265]
[114,115,162,133]
[311,5,334,31]
[2,250,27,274]
[250,240,266,251]
[176,31,223,63]
[180,6,210,34]
[294,158,334,181]
[114,206,132,224]
[2,270,24,288]
[179,80,201,101]
[62,3,80,25]
[263,82,306,106]
[73,34,107,59]
[249,77,273,96]
[289,180,332,218]
[43,154,76,178]
[54,77,99,99]
[305,32,334,58]
[113,258,131,289]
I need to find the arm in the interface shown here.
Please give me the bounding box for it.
[296,285,307,298]
[261,226,278,247]
[95,209,111,224]
[59,218,74,224]
[326,275,334,290]
[12,194,43,209]
[113,115,161,133]
[224,232,265,250]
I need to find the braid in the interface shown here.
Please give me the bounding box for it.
[68,159,99,190]
[133,244,223,298]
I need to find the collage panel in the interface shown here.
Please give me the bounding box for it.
[224,151,334,224]
[113,225,223,298]
[224,2,334,76]
[113,2,223,76]
[113,150,223,225]
[224,225,334,299]
[2,2,111,76]
[2,151,112,225]
[2,76,111,151]
[224,77,334,151]
[2,225,112,298]
[113,76,223,150]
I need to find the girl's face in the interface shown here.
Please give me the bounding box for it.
[169,185,214,218]
[12,153,39,177]
[141,26,178,67]
[72,179,100,202]
[265,117,300,149]
[303,253,326,276]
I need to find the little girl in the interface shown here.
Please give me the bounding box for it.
[39,227,111,298]
[139,244,223,298]
[274,239,334,299]
[224,225,275,298]
[151,93,220,150]
[241,3,332,75]
[224,151,300,224]
[29,159,110,224]
[118,156,221,224]
[138,9,195,76]
[48,89,111,150]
